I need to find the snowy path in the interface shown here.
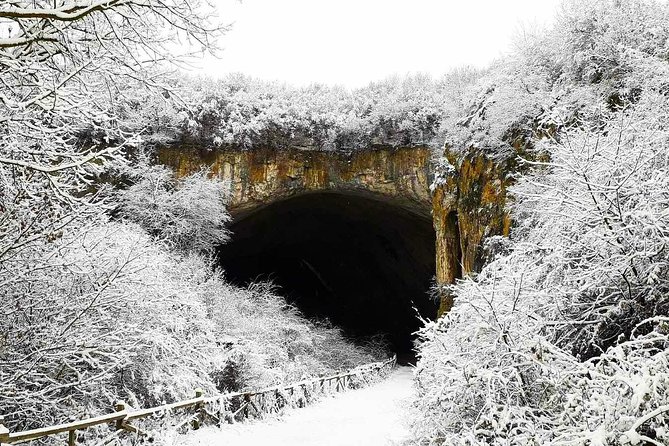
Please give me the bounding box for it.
[178,367,415,446]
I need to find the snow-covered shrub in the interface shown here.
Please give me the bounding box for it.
[412,2,669,442]
[0,217,381,435]
[208,281,383,390]
[119,165,231,252]
[413,97,669,445]
[136,72,478,153]
[0,219,226,431]
[414,289,669,445]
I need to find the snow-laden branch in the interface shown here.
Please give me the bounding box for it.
[0,0,127,21]
[0,146,120,174]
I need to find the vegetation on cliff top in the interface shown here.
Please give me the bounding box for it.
[122,70,482,152]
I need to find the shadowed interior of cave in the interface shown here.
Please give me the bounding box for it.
[217,192,438,363]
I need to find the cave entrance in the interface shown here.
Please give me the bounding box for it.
[217,192,437,363]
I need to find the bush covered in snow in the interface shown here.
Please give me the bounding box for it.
[440,0,669,159]
[411,1,669,445]
[119,164,231,253]
[0,161,382,434]
[129,71,482,152]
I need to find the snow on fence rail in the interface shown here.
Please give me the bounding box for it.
[0,355,396,446]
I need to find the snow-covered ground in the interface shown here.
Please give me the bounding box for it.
[177,367,415,446]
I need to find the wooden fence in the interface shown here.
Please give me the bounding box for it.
[0,355,396,446]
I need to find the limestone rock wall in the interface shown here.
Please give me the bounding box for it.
[431,148,513,314]
[431,174,460,315]
[158,146,433,217]
[454,153,512,273]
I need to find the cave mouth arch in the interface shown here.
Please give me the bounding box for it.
[217,192,437,363]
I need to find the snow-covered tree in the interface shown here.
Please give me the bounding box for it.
[412,1,669,445]
[119,164,231,253]
[0,0,230,434]
[414,99,669,444]
[0,0,225,197]
[0,0,227,272]
[134,71,474,152]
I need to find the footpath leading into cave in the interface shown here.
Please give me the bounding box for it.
[177,367,414,446]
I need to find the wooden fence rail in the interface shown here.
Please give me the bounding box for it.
[0,355,396,446]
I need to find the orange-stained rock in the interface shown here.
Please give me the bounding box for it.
[455,153,512,274]
[158,146,433,218]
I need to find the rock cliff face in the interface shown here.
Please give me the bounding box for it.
[158,146,433,218]
[431,149,512,314]
[158,145,511,317]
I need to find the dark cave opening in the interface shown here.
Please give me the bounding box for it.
[217,192,438,363]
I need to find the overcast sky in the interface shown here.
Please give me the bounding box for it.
[196,0,564,88]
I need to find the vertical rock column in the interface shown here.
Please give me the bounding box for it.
[431,150,513,316]
[431,181,461,316]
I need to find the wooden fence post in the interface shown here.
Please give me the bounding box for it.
[68,429,75,446]
[0,415,10,445]
[193,388,204,430]
[243,394,251,419]
[114,401,126,431]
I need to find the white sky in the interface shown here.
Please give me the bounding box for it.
[196,0,564,88]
